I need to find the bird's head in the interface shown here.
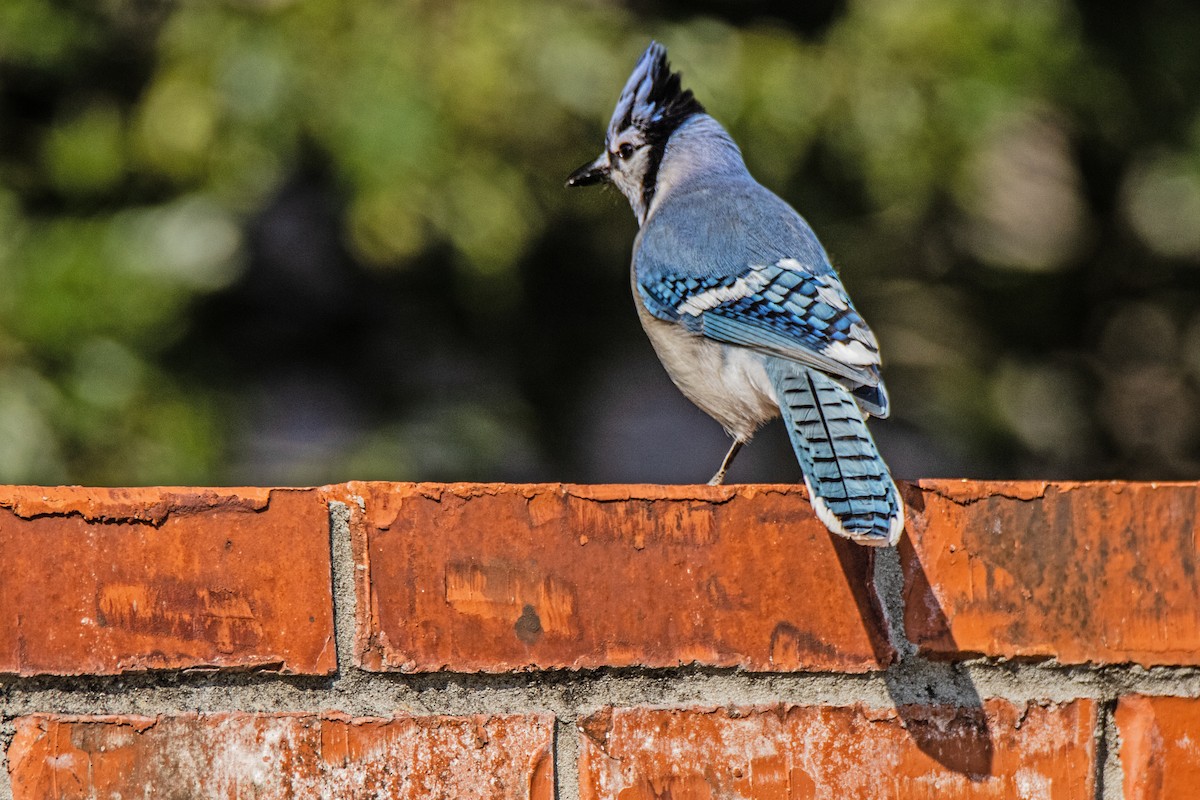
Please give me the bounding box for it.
[566,41,706,224]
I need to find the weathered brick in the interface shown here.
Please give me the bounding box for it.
[578,700,1096,799]
[338,482,893,673]
[7,712,554,800]
[0,487,335,675]
[1116,695,1200,799]
[902,480,1200,666]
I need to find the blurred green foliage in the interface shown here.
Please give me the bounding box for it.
[2,0,1199,484]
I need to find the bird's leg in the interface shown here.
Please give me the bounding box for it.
[707,439,745,485]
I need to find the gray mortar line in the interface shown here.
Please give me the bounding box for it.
[0,728,10,800]
[1100,700,1124,800]
[1,663,1199,718]
[873,546,916,660]
[328,500,358,679]
[0,670,889,718]
[555,717,580,800]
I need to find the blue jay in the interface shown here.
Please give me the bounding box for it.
[567,42,904,546]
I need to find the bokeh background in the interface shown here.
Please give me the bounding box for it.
[2,0,1199,486]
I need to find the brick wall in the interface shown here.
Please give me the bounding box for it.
[0,481,1198,798]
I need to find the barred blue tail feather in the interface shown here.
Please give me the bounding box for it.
[765,357,904,545]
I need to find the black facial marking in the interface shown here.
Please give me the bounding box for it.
[641,138,667,212]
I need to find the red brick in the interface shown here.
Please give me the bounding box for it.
[1116,695,1200,799]
[902,480,1200,666]
[0,487,334,675]
[337,482,892,673]
[7,712,553,800]
[578,700,1096,799]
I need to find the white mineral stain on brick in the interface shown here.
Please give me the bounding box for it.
[907,772,966,791]
[187,717,295,791]
[90,724,140,750]
[1014,767,1053,799]
[108,714,549,797]
[585,703,1094,799]
[44,753,74,769]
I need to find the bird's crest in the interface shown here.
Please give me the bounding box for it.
[606,41,705,146]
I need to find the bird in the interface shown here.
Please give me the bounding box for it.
[566,41,904,546]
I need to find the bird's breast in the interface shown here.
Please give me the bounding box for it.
[633,292,780,441]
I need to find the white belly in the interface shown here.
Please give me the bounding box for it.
[635,300,780,441]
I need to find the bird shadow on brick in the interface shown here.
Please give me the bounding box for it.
[832,492,996,780]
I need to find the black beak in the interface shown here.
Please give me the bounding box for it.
[566,155,609,188]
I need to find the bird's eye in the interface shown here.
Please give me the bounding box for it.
[617,143,635,160]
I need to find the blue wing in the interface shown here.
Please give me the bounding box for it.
[637,260,881,377]
[634,180,889,416]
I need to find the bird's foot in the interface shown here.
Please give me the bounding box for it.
[707,439,743,486]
